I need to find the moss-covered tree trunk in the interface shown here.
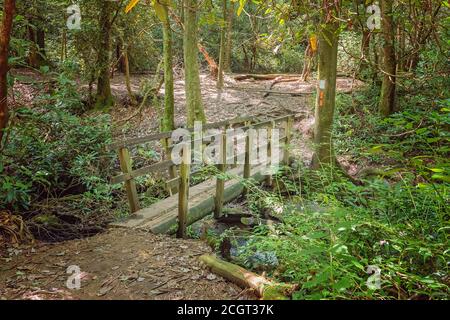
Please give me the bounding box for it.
[217,0,227,89]
[27,23,47,68]
[223,0,234,73]
[161,4,175,132]
[0,0,15,144]
[378,0,397,117]
[61,21,67,62]
[311,21,339,169]
[95,1,114,110]
[183,0,206,127]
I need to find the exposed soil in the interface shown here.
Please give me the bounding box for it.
[111,72,361,166]
[0,228,253,300]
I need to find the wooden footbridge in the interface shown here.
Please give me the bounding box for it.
[108,115,294,238]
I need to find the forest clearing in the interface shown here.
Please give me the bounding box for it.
[0,0,449,303]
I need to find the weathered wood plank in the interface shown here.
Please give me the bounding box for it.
[109,116,251,151]
[284,116,293,165]
[111,160,174,184]
[110,163,269,232]
[214,134,227,218]
[118,148,140,213]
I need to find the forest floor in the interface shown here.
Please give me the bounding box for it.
[0,228,253,300]
[1,71,362,300]
[111,72,362,168]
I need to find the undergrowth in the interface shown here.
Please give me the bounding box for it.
[229,84,449,299]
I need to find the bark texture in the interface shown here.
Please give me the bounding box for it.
[378,0,397,117]
[183,0,206,126]
[162,4,175,132]
[0,0,16,143]
[311,21,339,169]
[95,1,114,109]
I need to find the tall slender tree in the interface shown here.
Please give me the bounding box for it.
[161,1,175,132]
[95,0,114,109]
[0,0,16,144]
[311,2,340,169]
[223,0,234,73]
[183,0,206,126]
[378,0,397,116]
[217,0,227,89]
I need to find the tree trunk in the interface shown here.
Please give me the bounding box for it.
[311,21,339,169]
[161,4,175,132]
[378,0,397,117]
[301,39,315,82]
[359,30,371,76]
[27,24,46,68]
[95,1,114,109]
[217,0,227,89]
[0,0,15,144]
[117,42,126,74]
[183,0,206,127]
[61,23,67,62]
[123,47,136,106]
[223,0,234,73]
[397,23,406,72]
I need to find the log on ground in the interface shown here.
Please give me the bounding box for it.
[199,254,296,300]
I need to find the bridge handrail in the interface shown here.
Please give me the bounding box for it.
[110,114,294,237]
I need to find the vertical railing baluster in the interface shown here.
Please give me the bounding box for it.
[118,147,140,213]
[177,142,190,239]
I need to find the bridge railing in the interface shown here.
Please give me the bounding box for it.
[108,114,294,237]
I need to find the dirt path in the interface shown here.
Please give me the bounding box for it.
[0,228,253,300]
[111,72,360,165]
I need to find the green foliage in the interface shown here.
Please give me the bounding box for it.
[1,66,114,213]
[237,163,448,299]
[233,75,449,299]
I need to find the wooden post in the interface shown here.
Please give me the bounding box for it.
[243,127,252,195]
[165,137,178,195]
[266,121,275,186]
[177,142,191,239]
[118,147,140,213]
[283,116,293,165]
[214,133,227,218]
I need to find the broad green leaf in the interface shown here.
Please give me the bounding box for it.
[333,277,353,291]
[431,174,450,182]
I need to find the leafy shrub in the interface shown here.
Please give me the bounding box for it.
[238,165,449,299]
[0,65,116,240]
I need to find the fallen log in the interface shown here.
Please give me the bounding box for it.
[264,77,301,98]
[199,254,296,300]
[234,73,302,81]
[227,86,313,96]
